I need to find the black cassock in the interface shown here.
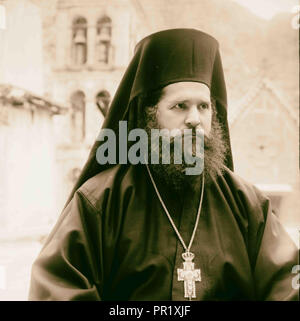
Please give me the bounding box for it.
[29,164,298,301]
[29,29,298,301]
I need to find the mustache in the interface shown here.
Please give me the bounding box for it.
[148,133,206,157]
[152,128,208,139]
[162,130,209,148]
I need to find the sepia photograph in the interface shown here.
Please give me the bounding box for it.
[0,0,299,304]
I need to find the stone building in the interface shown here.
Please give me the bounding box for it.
[0,0,68,240]
[42,0,150,208]
[229,78,299,229]
[0,0,44,95]
[14,0,297,230]
[0,84,66,240]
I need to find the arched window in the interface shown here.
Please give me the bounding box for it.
[72,17,87,65]
[70,91,85,142]
[95,90,111,117]
[96,16,112,64]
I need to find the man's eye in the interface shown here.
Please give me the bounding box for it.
[199,103,209,109]
[173,103,186,109]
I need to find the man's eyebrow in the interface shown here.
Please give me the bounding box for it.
[164,96,211,104]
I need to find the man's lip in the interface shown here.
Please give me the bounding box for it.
[169,133,207,139]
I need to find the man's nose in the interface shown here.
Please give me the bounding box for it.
[184,106,201,128]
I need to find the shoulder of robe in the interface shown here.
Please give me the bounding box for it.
[219,166,270,221]
[76,164,138,211]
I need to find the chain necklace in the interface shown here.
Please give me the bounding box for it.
[145,164,205,300]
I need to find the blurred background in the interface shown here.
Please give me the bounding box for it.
[0,0,299,300]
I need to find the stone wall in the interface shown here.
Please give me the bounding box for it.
[0,102,58,240]
[0,0,44,95]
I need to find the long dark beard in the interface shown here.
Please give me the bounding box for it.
[144,106,228,191]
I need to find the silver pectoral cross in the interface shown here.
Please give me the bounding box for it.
[177,252,201,300]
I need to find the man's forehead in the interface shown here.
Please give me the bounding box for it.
[160,82,211,102]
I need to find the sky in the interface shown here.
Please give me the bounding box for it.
[233,0,299,20]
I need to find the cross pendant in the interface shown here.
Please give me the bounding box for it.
[177,252,201,300]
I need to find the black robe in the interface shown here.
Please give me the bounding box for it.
[29,164,298,301]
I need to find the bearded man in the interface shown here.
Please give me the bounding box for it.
[29,29,298,301]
